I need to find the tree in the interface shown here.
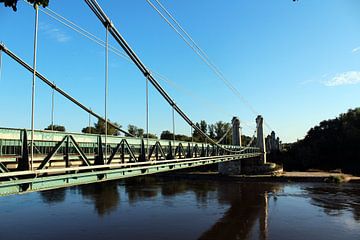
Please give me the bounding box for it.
[160,130,173,140]
[81,126,98,134]
[213,121,231,144]
[279,108,360,174]
[175,134,191,142]
[127,125,144,137]
[200,120,207,134]
[44,124,65,132]
[1,0,49,11]
[83,119,121,136]
[160,130,191,142]
[241,135,252,146]
[192,120,208,142]
[208,124,216,139]
[95,119,121,136]
[143,133,157,139]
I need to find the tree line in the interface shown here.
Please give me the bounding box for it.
[275,108,360,175]
[44,119,253,145]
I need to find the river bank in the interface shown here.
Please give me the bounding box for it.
[163,171,360,183]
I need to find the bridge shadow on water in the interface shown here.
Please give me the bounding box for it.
[36,177,360,240]
[37,177,282,239]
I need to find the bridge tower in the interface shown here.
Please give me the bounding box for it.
[218,117,243,175]
[256,115,267,164]
[231,117,241,147]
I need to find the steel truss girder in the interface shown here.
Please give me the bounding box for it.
[148,141,166,161]
[0,153,261,196]
[37,135,91,170]
[108,139,137,164]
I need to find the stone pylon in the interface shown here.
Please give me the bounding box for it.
[232,117,241,147]
[256,115,267,164]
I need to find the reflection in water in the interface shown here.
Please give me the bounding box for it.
[125,178,159,204]
[80,181,119,216]
[40,188,66,204]
[122,177,281,240]
[26,177,360,240]
[199,183,279,240]
[305,184,360,222]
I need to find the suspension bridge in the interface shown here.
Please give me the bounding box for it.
[0,0,273,196]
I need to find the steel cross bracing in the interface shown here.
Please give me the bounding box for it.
[0,127,261,196]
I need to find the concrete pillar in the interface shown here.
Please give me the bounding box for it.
[218,117,242,175]
[232,117,241,147]
[256,115,266,164]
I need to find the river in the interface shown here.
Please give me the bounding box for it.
[0,177,359,240]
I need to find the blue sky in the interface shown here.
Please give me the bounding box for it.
[0,0,359,142]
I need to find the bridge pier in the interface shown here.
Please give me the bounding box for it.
[218,116,274,175]
[256,115,266,164]
[218,117,242,175]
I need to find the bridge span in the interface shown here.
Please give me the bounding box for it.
[0,0,273,196]
[0,127,261,196]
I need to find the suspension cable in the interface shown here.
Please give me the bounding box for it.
[146,0,274,133]
[215,126,232,144]
[145,0,259,115]
[84,0,260,154]
[30,5,39,171]
[20,0,259,152]
[51,81,55,129]
[104,23,109,161]
[145,75,149,158]
[0,43,133,137]
[24,2,256,133]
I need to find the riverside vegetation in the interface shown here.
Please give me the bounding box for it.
[271,108,360,175]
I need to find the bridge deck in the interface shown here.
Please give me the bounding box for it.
[0,153,260,196]
[0,127,261,196]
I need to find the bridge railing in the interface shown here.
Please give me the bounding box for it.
[0,127,260,173]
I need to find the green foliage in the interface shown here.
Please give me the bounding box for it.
[28,0,49,8]
[127,124,144,137]
[143,133,157,139]
[1,0,49,11]
[160,130,191,142]
[208,124,215,139]
[281,108,360,174]
[214,121,231,144]
[241,135,252,146]
[44,124,65,132]
[192,120,251,145]
[192,121,207,142]
[160,130,173,140]
[325,175,346,184]
[82,119,121,136]
[81,126,97,134]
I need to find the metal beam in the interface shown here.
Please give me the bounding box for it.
[0,153,260,196]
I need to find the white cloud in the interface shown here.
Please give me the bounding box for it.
[324,71,360,87]
[352,46,360,53]
[40,23,71,43]
[47,28,71,43]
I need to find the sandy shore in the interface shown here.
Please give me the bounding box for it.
[164,171,360,183]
